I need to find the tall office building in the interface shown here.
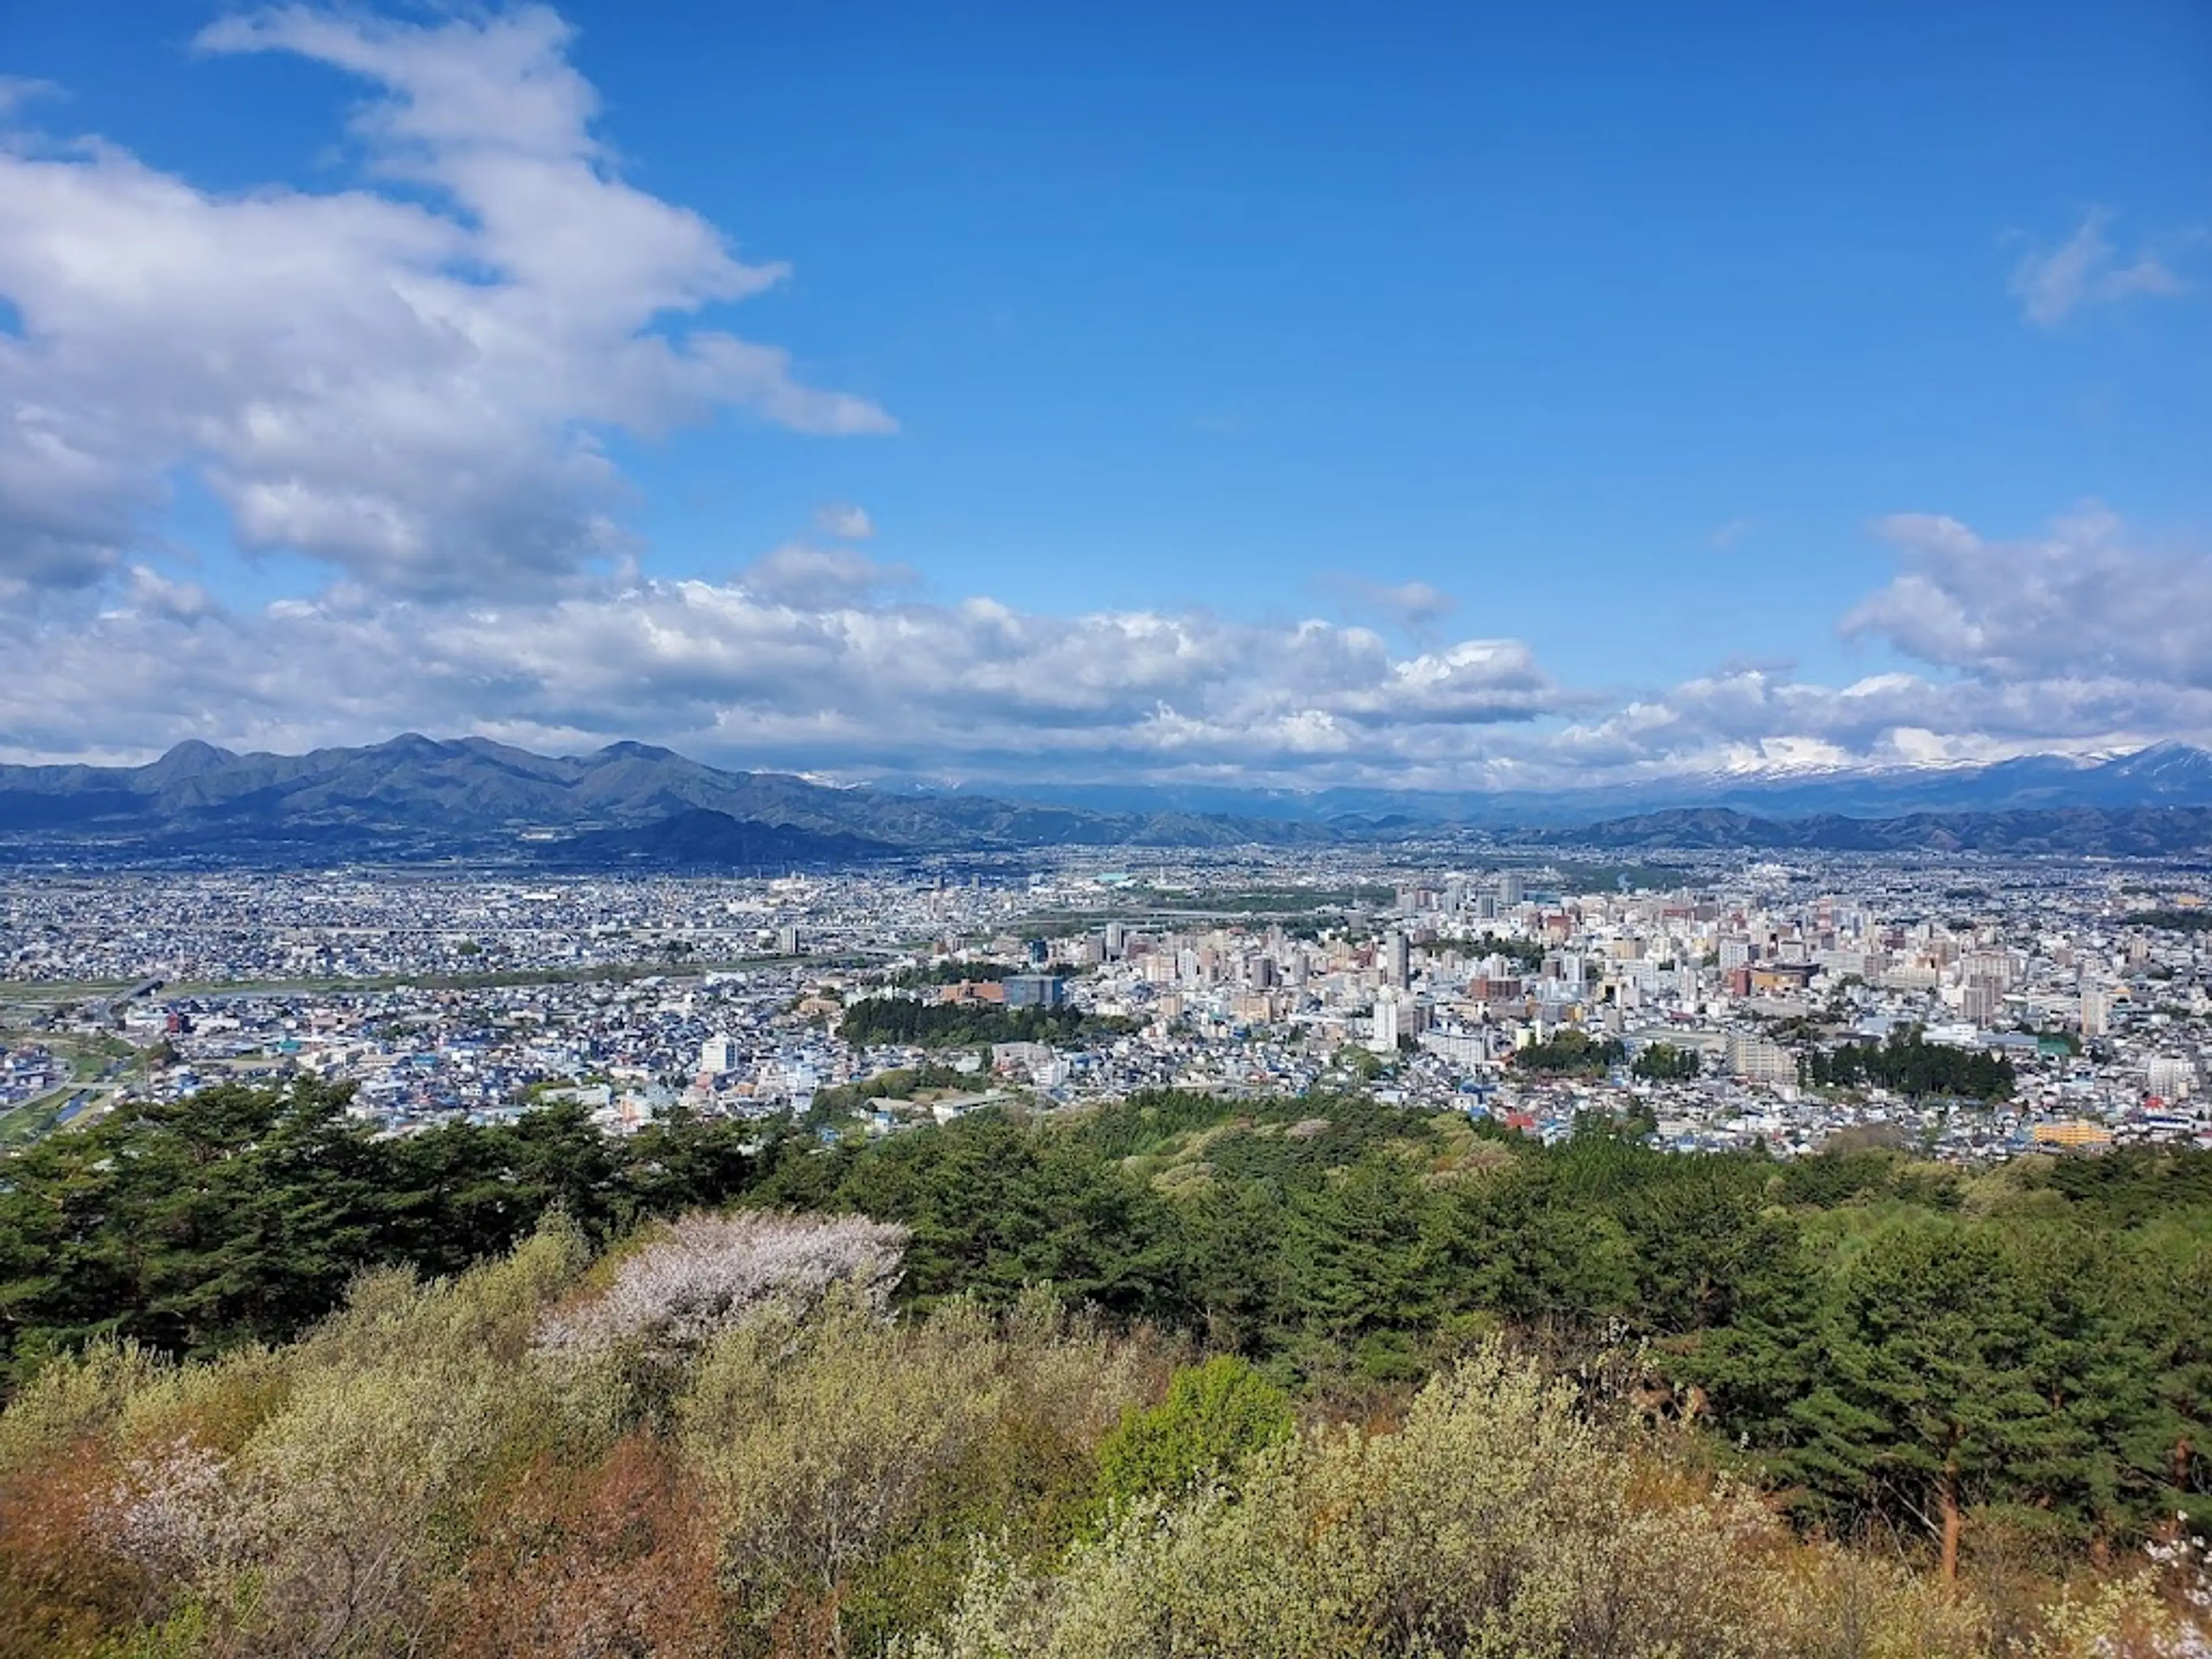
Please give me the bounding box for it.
[1384,930,1411,989]
[1005,974,1067,1010]
[2081,987,2111,1037]
[1497,873,1525,908]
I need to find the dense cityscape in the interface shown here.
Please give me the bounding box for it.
[6,848,2206,1162]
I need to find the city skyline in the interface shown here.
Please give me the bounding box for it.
[3,1,2209,787]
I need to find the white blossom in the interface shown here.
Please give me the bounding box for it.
[537,1210,908,1362]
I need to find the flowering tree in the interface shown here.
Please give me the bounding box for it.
[539,1210,910,1364]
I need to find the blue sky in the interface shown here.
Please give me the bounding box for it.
[1,1,2207,785]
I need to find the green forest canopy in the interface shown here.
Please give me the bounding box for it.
[1801,1029,2017,1100]
[836,998,1136,1050]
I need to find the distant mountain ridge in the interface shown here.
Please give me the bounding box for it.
[1566,804,2212,857]
[3,735,2211,863]
[0,734,1345,858]
[922,743,2212,827]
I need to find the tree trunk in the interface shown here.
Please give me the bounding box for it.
[1938,1458,1962,1584]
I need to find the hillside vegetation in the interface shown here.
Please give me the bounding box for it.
[2,1082,2209,1656]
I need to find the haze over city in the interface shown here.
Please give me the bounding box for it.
[3,0,2207,789]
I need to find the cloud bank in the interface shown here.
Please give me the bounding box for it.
[0,574,1574,776]
[7,502,2211,786]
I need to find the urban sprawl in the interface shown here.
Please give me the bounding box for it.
[3,849,2207,1161]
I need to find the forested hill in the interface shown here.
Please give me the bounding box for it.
[7,1084,2209,1516]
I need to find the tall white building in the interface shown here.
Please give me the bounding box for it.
[1370,993,1402,1054]
[2081,987,2111,1037]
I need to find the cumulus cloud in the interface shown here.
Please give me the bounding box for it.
[2009,209,2187,326]
[1541,665,2212,782]
[0,574,1575,779]
[0,5,890,599]
[1844,503,2212,686]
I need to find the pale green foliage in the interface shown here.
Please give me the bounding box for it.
[1756,1544,1994,1658]
[213,1345,507,1653]
[994,1285,1161,1452]
[90,1600,214,1659]
[681,1287,1008,1618]
[1094,1353,1293,1508]
[112,1345,290,1457]
[313,1212,592,1373]
[910,1340,1774,1658]
[908,1341,2212,1659]
[89,1220,600,1658]
[0,1340,176,1475]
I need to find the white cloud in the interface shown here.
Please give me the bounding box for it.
[813,503,876,540]
[0,78,60,118]
[1542,665,2212,780]
[1844,503,2212,687]
[1325,575,1459,637]
[13,501,2212,787]
[0,5,890,598]
[2009,209,2187,326]
[736,543,914,609]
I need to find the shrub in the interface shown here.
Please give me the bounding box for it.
[1094,1354,1293,1509]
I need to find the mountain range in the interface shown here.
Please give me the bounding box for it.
[1566,805,2212,857]
[3,734,2211,864]
[938,742,2212,827]
[0,734,1339,862]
